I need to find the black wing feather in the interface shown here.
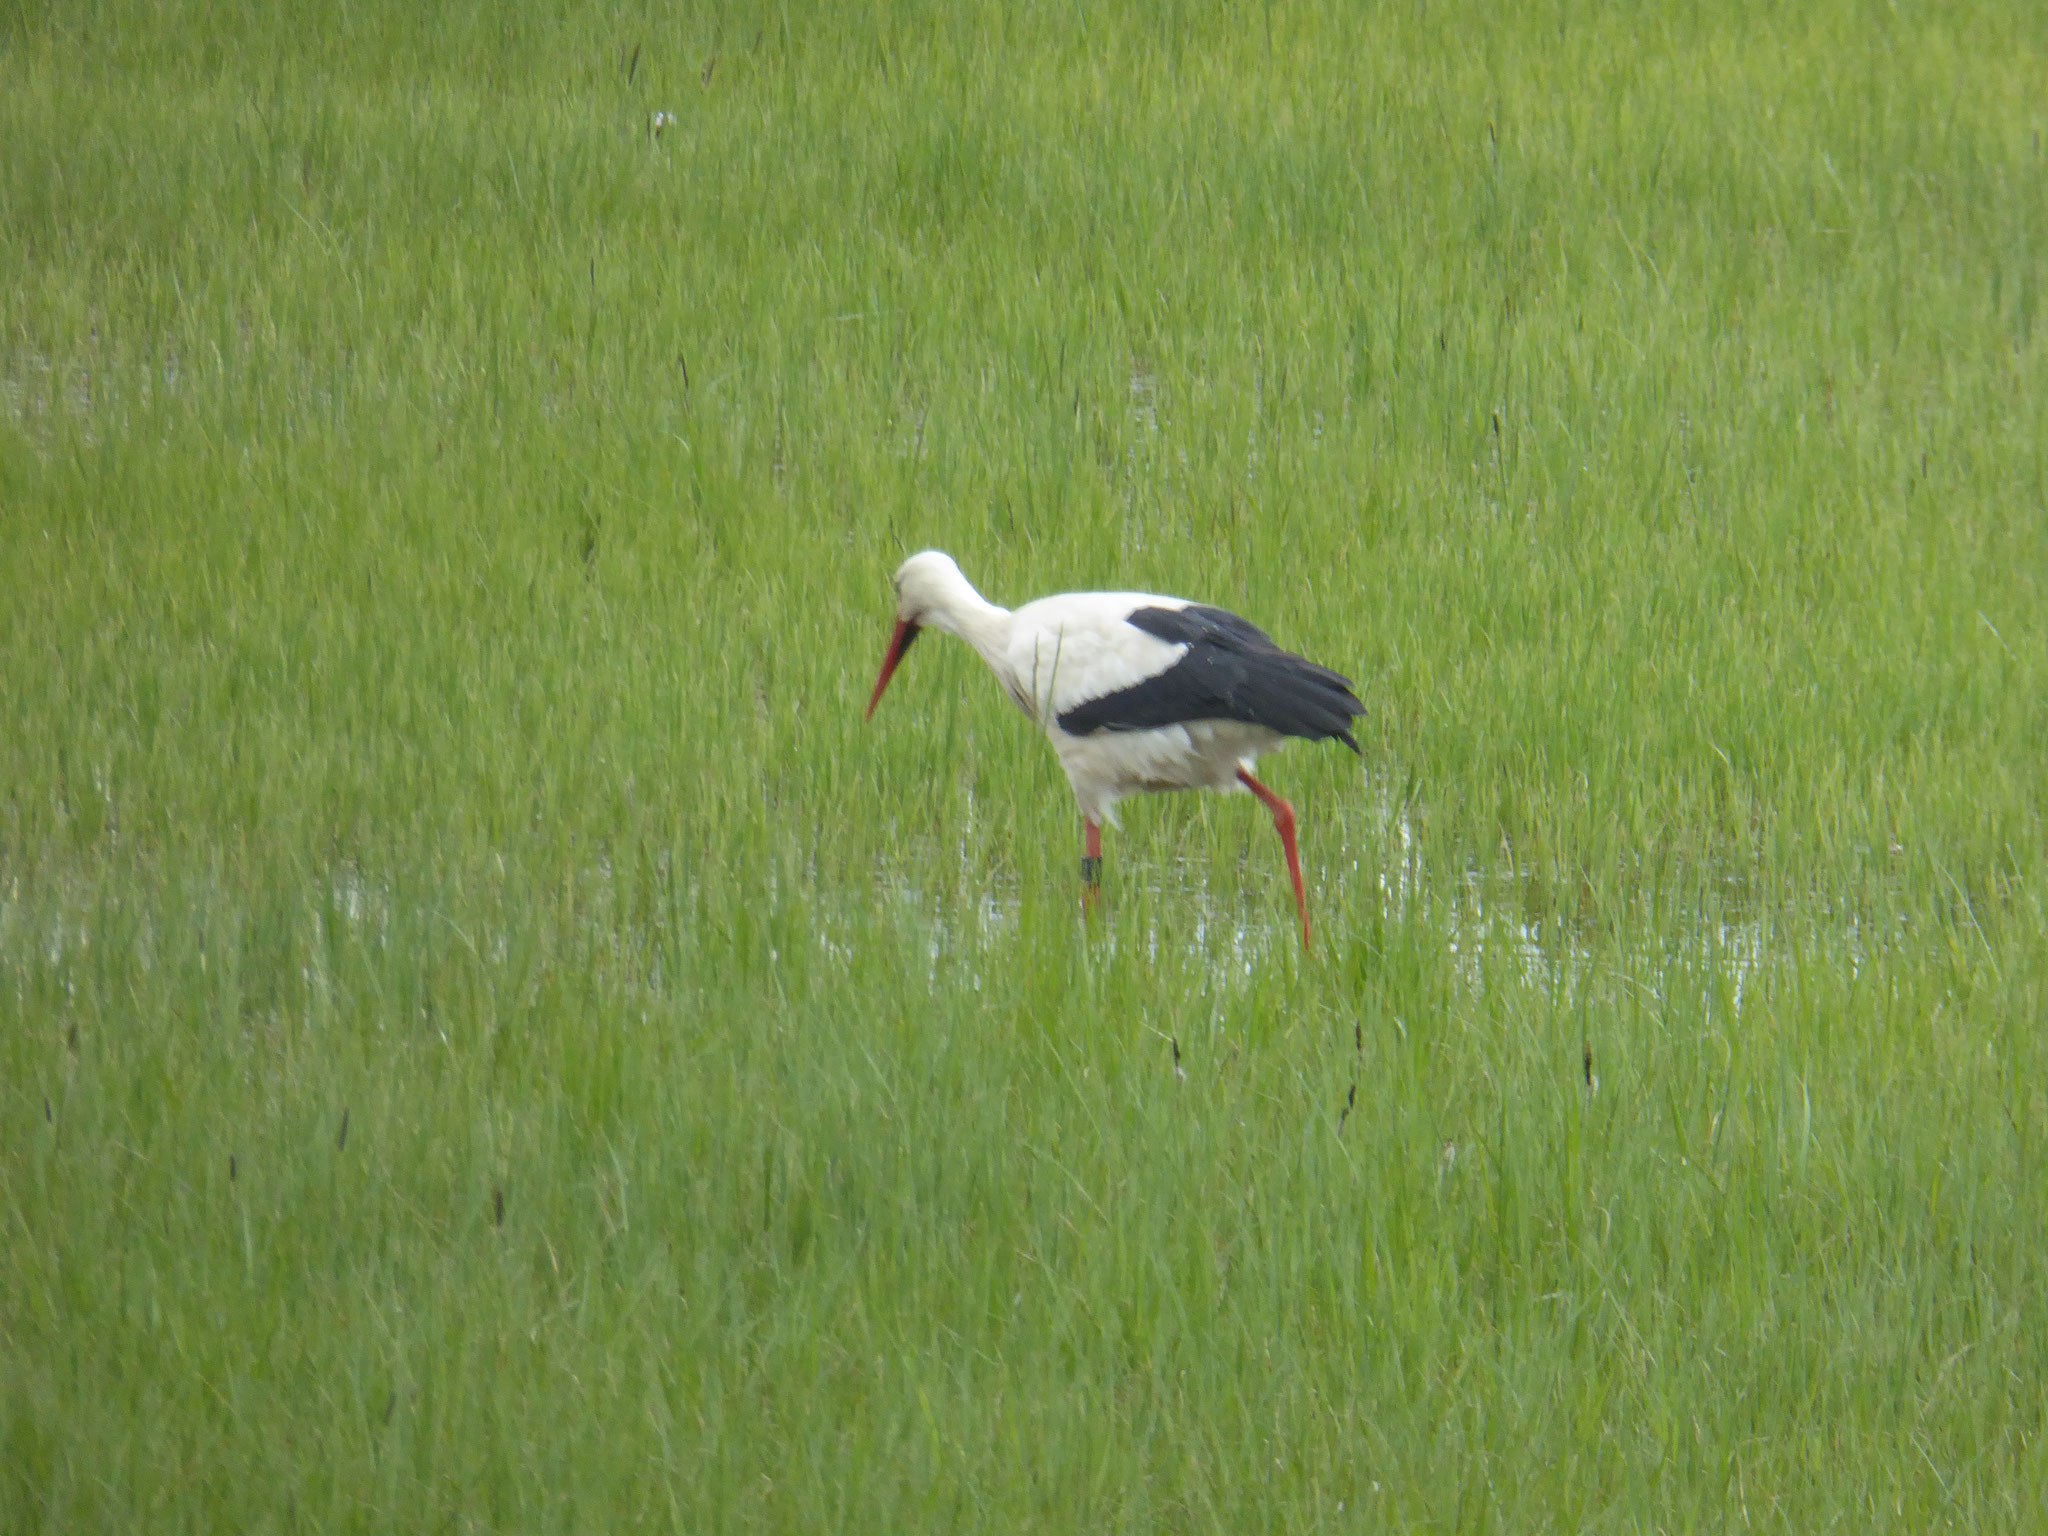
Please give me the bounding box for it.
[1056,604,1364,752]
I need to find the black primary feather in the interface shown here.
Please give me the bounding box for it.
[1056,604,1364,750]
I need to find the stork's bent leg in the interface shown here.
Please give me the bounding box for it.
[1237,768,1310,951]
[1081,818,1103,903]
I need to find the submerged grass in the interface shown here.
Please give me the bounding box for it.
[5,0,2047,1528]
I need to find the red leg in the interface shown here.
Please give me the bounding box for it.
[1081,818,1103,908]
[1237,768,1310,951]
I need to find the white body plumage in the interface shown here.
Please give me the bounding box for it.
[928,572,1285,825]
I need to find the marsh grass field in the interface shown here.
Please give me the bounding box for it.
[5,0,2048,1527]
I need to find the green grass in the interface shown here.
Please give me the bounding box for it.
[5,0,2047,1528]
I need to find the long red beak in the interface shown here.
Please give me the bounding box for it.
[865,618,921,719]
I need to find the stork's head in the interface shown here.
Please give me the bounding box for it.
[892,550,970,621]
[866,550,963,718]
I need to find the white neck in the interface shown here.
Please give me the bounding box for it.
[921,567,1013,670]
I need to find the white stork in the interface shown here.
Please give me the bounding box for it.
[863,550,1363,950]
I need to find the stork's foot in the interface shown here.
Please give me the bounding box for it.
[1080,818,1104,917]
[1237,768,1312,953]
